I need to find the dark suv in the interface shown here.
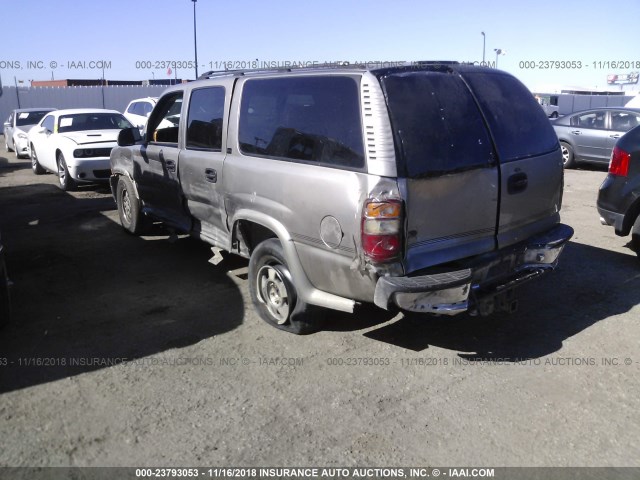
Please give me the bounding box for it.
[110,62,573,334]
[597,124,640,252]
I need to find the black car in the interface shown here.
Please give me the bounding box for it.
[597,124,640,253]
[553,107,640,168]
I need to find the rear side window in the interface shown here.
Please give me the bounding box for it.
[238,76,365,169]
[462,71,559,162]
[381,72,494,177]
[186,87,225,150]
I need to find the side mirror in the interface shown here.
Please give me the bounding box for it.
[118,127,143,147]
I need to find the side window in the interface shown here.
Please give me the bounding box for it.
[571,111,605,129]
[42,115,55,133]
[147,92,183,144]
[126,102,138,114]
[238,76,365,169]
[611,112,640,131]
[186,87,225,150]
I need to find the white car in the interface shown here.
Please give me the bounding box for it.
[3,108,56,158]
[28,108,134,190]
[123,97,157,132]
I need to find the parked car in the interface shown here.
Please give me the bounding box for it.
[552,107,640,168]
[3,108,56,158]
[0,231,10,328]
[110,63,573,334]
[29,109,134,191]
[597,124,640,253]
[123,97,157,132]
[535,95,559,118]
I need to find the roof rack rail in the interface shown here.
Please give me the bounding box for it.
[195,61,463,80]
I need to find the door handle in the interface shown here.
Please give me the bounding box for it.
[507,172,528,194]
[165,160,176,172]
[609,134,621,139]
[570,130,582,135]
[205,168,217,183]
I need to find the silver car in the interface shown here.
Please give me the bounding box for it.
[110,63,573,334]
[552,107,640,168]
[3,108,56,158]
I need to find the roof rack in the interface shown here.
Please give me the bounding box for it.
[196,61,462,80]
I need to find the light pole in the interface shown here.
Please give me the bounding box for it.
[494,48,505,68]
[481,32,486,64]
[192,0,198,78]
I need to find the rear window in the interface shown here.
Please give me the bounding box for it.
[380,71,494,177]
[462,71,559,162]
[238,76,365,169]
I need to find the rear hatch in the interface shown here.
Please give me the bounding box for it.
[377,65,563,273]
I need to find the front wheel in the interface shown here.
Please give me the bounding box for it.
[31,145,45,175]
[116,176,148,235]
[57,152,76,191]
[560,142,577,169]
[248,239,324,334]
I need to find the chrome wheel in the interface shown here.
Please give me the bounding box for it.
[256,264,290,324]
[58,158,66,186]
[121,187,132,224]
[561,145,569,164]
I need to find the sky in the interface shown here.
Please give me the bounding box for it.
[1,0,639,93]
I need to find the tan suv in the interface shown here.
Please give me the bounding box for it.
[110,63,573,334]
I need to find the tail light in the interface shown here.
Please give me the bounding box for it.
[361,199,402,262]
[609,146,630,177]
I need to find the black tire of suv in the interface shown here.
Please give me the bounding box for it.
[561,142,577,169]
[116,176,148,235]
[249,238,325,334]
[31,145,45,175]
[630,216,640,255]
[57,152,77,191]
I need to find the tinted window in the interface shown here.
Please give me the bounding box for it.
[148,93,183,144]
[15,110,50,126]
[126,102,138,114]
[611,111,640,131]
[42,115,55,133]
[462,71,559,162]
[186,87,225,150]
[570,111,605,129]
[57,113,133,133]
[239,76,364,169]
[381,71,494,177]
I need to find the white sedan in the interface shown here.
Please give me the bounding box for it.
[28,109,134,190]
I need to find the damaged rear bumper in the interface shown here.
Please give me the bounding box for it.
[373,223,574,316]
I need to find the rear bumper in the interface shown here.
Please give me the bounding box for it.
[374,223,574,315]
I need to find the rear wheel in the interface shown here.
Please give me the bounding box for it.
[550,111,559,118]
[116,176,148,234]
[248,238,324,334]
[560,142,576,169]
[31,144,45,175]
[57,152,76,191]
[630,215,640,255]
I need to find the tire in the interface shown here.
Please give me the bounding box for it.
[57,152,76,191]
[248,238,324,334]
[116,176,148,235]
[560,142,577,169]
[31,144,45,175]
[630,215,640,255]
[550,111,559,119]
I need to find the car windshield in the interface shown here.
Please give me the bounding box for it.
[57,113,133,133]
[16,111,50,127]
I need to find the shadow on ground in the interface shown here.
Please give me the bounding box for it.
[363,241,640,359]
[0,183,246,393]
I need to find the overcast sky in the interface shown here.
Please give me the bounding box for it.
[2,0,639,93]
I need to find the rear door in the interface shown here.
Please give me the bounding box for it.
[380,70,499,271]
[607,110,640,153]
[179,80,233,244]
[461,70,563,249]
[567,110,610,162]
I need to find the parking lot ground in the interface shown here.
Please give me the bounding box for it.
[0,145,639,467]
